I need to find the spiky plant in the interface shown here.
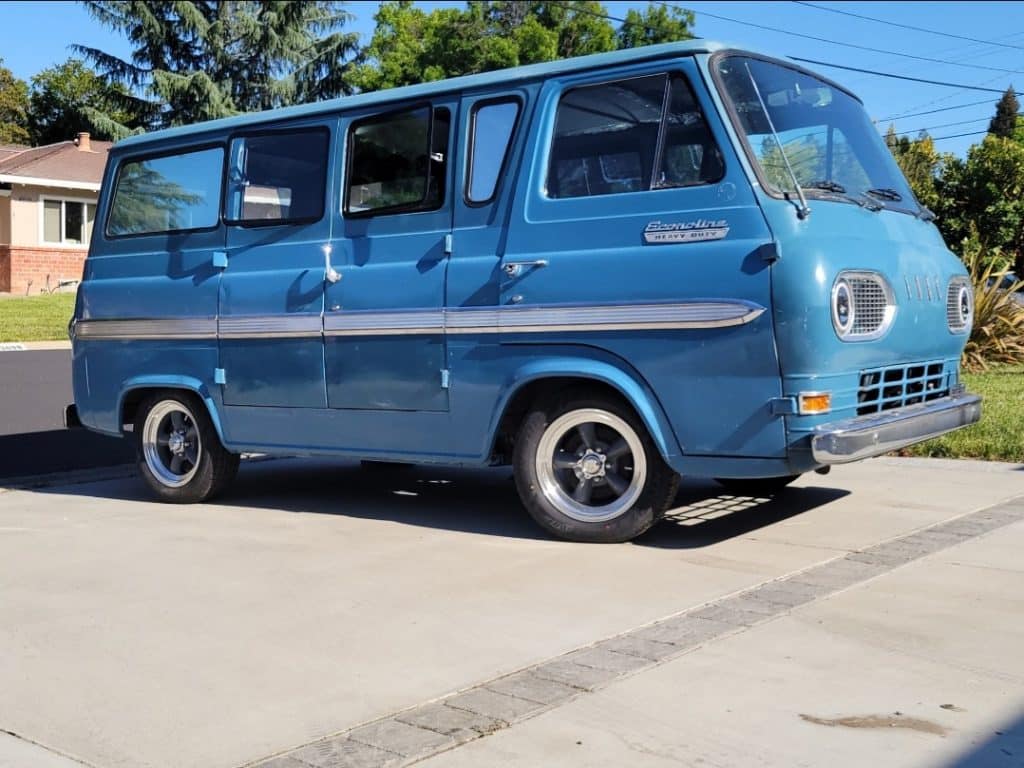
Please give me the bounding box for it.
[962,259,1024,372]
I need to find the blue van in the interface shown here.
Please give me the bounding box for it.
[67,41,981,542]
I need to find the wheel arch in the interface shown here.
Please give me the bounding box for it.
[118,376,227,446]
[488,357,681,464]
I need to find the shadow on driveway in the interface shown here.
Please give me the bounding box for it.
[28,457,849,546]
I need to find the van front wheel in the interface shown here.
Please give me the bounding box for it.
[135,391,239,503]
[514,393,679,543]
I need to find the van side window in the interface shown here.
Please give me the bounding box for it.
[106,147,224,237]
[546,73,723,199]
[467,99,520,204]
[345,106,451,216]
[225,129,329,225]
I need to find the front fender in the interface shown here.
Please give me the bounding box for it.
[119,375,227,445]
[490,355,681,462]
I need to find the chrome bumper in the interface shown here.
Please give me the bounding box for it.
[811,391,982,465]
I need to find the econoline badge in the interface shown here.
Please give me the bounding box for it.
[643,219,730,244]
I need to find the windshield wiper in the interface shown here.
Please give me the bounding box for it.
[804,180,883,211]
[806,180,846,193]
[865,187,903,202]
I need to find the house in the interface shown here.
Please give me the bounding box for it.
[0,133,111,294]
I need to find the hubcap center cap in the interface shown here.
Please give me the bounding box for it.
[168,431,187,456]
[578,452,606,479]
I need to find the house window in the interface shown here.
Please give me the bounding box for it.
[42,199,97,245]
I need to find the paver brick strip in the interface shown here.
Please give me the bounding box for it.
[291,737,401,768]
[348,719,454,758]
[484,671,579,706]
[394,702,503,740]
[249,496,1024,768]
[444,687,542,724]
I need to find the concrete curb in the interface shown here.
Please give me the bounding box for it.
[0,340,72,351]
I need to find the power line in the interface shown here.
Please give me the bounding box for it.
[789,57,1009,94]
[930,130,990,142]
[656,2,1024,76]
[792,1,1024,52]
[878,98,999,122]
[892,116,990,136]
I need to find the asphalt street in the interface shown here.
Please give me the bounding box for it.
[1,456,1022,768]
[0,349,133,477]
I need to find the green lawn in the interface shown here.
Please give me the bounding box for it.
[0,293,76,342]
[903,366,1024,463]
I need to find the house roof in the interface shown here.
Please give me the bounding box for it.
[0,138,112,190]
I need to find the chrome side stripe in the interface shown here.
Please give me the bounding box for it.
[323,309,445,337]
[75,301,766,340]
[219,314,322,339]
[75,317,218,340]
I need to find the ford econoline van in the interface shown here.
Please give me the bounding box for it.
[66,41,981,542]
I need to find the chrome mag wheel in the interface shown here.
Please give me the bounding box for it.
[141,399,202,488]
[534,408,647,523]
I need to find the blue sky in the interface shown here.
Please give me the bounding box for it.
[0,1,1020,156]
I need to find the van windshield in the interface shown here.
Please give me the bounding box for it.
[714,55,916,214]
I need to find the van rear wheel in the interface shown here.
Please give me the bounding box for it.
[135,391,239,503]
[513,392,679,543]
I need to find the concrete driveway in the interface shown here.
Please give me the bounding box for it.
[0,457,1021,768]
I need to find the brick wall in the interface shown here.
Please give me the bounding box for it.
[0,246,87,295]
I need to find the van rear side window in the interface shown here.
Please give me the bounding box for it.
[106,147,224,237]
[547,74,723,199]
[345,106,451,216]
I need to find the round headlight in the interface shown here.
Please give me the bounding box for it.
[832,278,854,337]
[958,283,973,327]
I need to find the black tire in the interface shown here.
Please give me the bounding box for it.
[360,460,414,471]
[513,391,680,543]
[714,475,800,496]
[134,390,239,503]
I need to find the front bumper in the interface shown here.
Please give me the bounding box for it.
[811,390,982,464]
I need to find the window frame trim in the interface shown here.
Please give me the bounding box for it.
[103,142,228,240]
[543,70,726,201]
[222,125,332,229]
[39,195,96,249]
[343,101,449,219]
[464,95,523,208]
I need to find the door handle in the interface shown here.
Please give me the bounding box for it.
[323,244,341,284]
[503,259,548,278]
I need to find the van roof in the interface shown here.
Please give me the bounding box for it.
[116,39,736,150]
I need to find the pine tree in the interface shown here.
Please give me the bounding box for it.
[989,86,1020,139]
[74,1,359,134]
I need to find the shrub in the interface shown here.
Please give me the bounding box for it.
[962,257,1024,372]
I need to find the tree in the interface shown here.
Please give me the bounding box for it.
[617,3,694,49]
[75,1,360,132]
[989,86,1020,139]
[886,126,945,211]
[936,135,1024,276]
[0,58,30,145]
[28,59,141,144]
[351,1,620,92]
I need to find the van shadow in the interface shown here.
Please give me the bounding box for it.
[32,458,848,546]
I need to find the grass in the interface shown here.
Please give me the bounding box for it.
[903,365,1024,463]
[0,293,75,342]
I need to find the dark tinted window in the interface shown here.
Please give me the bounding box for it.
[346,106,451,216]
[225,130,329,224]
[547,74,723,199]
[107,147,223,236]
[467,100,520,203]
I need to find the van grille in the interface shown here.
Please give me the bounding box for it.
[849,276,889,336]
[856,361,949,416]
